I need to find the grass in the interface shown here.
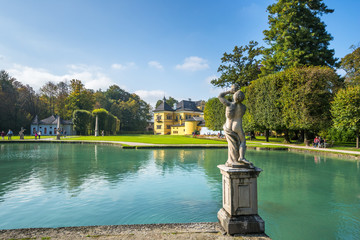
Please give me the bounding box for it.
[2,134,359,154]
[62,135,227,145]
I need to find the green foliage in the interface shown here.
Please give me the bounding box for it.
[247,73,283,131]
[203,97,226,131]
[280,66,339,131]
[110,94,152,131]
[73,110,93,135]
[155,96,178,108]
[92,108,120,135]
[66,79,95,114]
[0,70,41,132]
[340,45,360,86]
[319,128,356,142]
[246,66,339,143]
[262,0,337,75]
[331,85,360,147]
[211,41,263,88]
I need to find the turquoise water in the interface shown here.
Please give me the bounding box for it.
[0,144,359,239]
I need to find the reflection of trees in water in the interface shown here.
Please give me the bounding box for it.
[152,149,207,174]
[0,144,152,199]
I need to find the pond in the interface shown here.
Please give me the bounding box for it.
[0,143,359,239]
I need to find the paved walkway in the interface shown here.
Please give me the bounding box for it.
[254,142,360,156]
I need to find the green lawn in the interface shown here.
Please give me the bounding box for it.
[63,135,227,145]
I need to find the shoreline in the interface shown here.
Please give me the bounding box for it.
[0,222,271,240]
[1,139,359,160]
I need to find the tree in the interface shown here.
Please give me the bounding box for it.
[66,79,95,114]
[105,85,130,102]
[155,96,178,108]
[110,94,151,131]
[340,45,360,86]
[280,66,339,142]
[331,85,360,148]
[40,81,58,115]
[55,81,70,119]
[92,108,120,135]
[262,0,337,75]
[247,73,284,142]
[204,98,226,132]
[73,110,93,135]
[0,70,40,132]
[211,41,263,88]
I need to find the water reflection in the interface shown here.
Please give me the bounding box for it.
[0,144,152,200]
[0,144,359,240]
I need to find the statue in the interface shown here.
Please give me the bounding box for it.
[19,127,26,140]
[218,85,254,168]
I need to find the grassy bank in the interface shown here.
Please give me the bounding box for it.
[61,135,227,145]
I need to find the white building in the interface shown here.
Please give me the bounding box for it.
[30,115,75,136]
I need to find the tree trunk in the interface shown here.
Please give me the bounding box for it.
[283,129,291,143]
[299,130,305,143]
[250,131,256,140]
[265,129,269,142]
[357,131,359,149]
[303,130,308,145]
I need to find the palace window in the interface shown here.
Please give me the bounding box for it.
[167,114,172,120]
[157,125,162,129]
[167,125,171,129]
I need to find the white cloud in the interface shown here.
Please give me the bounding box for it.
[0,54,5,60]
[8,64,115,91]
[135,89,165,108]
[111,62,136,70]
[148,61,164,70]
[176,56,209,71]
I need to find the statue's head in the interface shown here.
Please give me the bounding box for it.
[233,90,245,103]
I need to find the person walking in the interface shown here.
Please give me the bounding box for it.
[1,131,5,140]
[34,131,38,140]
[7,129,13,140]
[38,131,41,139]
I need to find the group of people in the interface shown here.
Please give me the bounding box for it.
[313,136,326,148]
[34,131,42,139]
[1,130,14,140]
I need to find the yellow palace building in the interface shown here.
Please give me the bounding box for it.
[153,98,205,135]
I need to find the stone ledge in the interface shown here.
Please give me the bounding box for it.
[0,222,271,240]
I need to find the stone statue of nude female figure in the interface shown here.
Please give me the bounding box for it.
[218,85,254,168]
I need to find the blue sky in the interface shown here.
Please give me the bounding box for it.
[0,0,359,107]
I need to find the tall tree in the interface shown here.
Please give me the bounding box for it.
[55,81,69,119]
[340,45,360,86]
[331,85,360,148]
[280,66,339,142]
[110,94,151,131]
[66,79,95,114]
[247,73,284,141]
[204,98,226,132]
[105,85,130,102]
[40,81,58,115]
[211,41,263,88]
[262,0,337,75]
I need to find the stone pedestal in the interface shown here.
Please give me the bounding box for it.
[217,164,265,235]
[56,134,61,140]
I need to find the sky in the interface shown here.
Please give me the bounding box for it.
[0,0,359,108]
